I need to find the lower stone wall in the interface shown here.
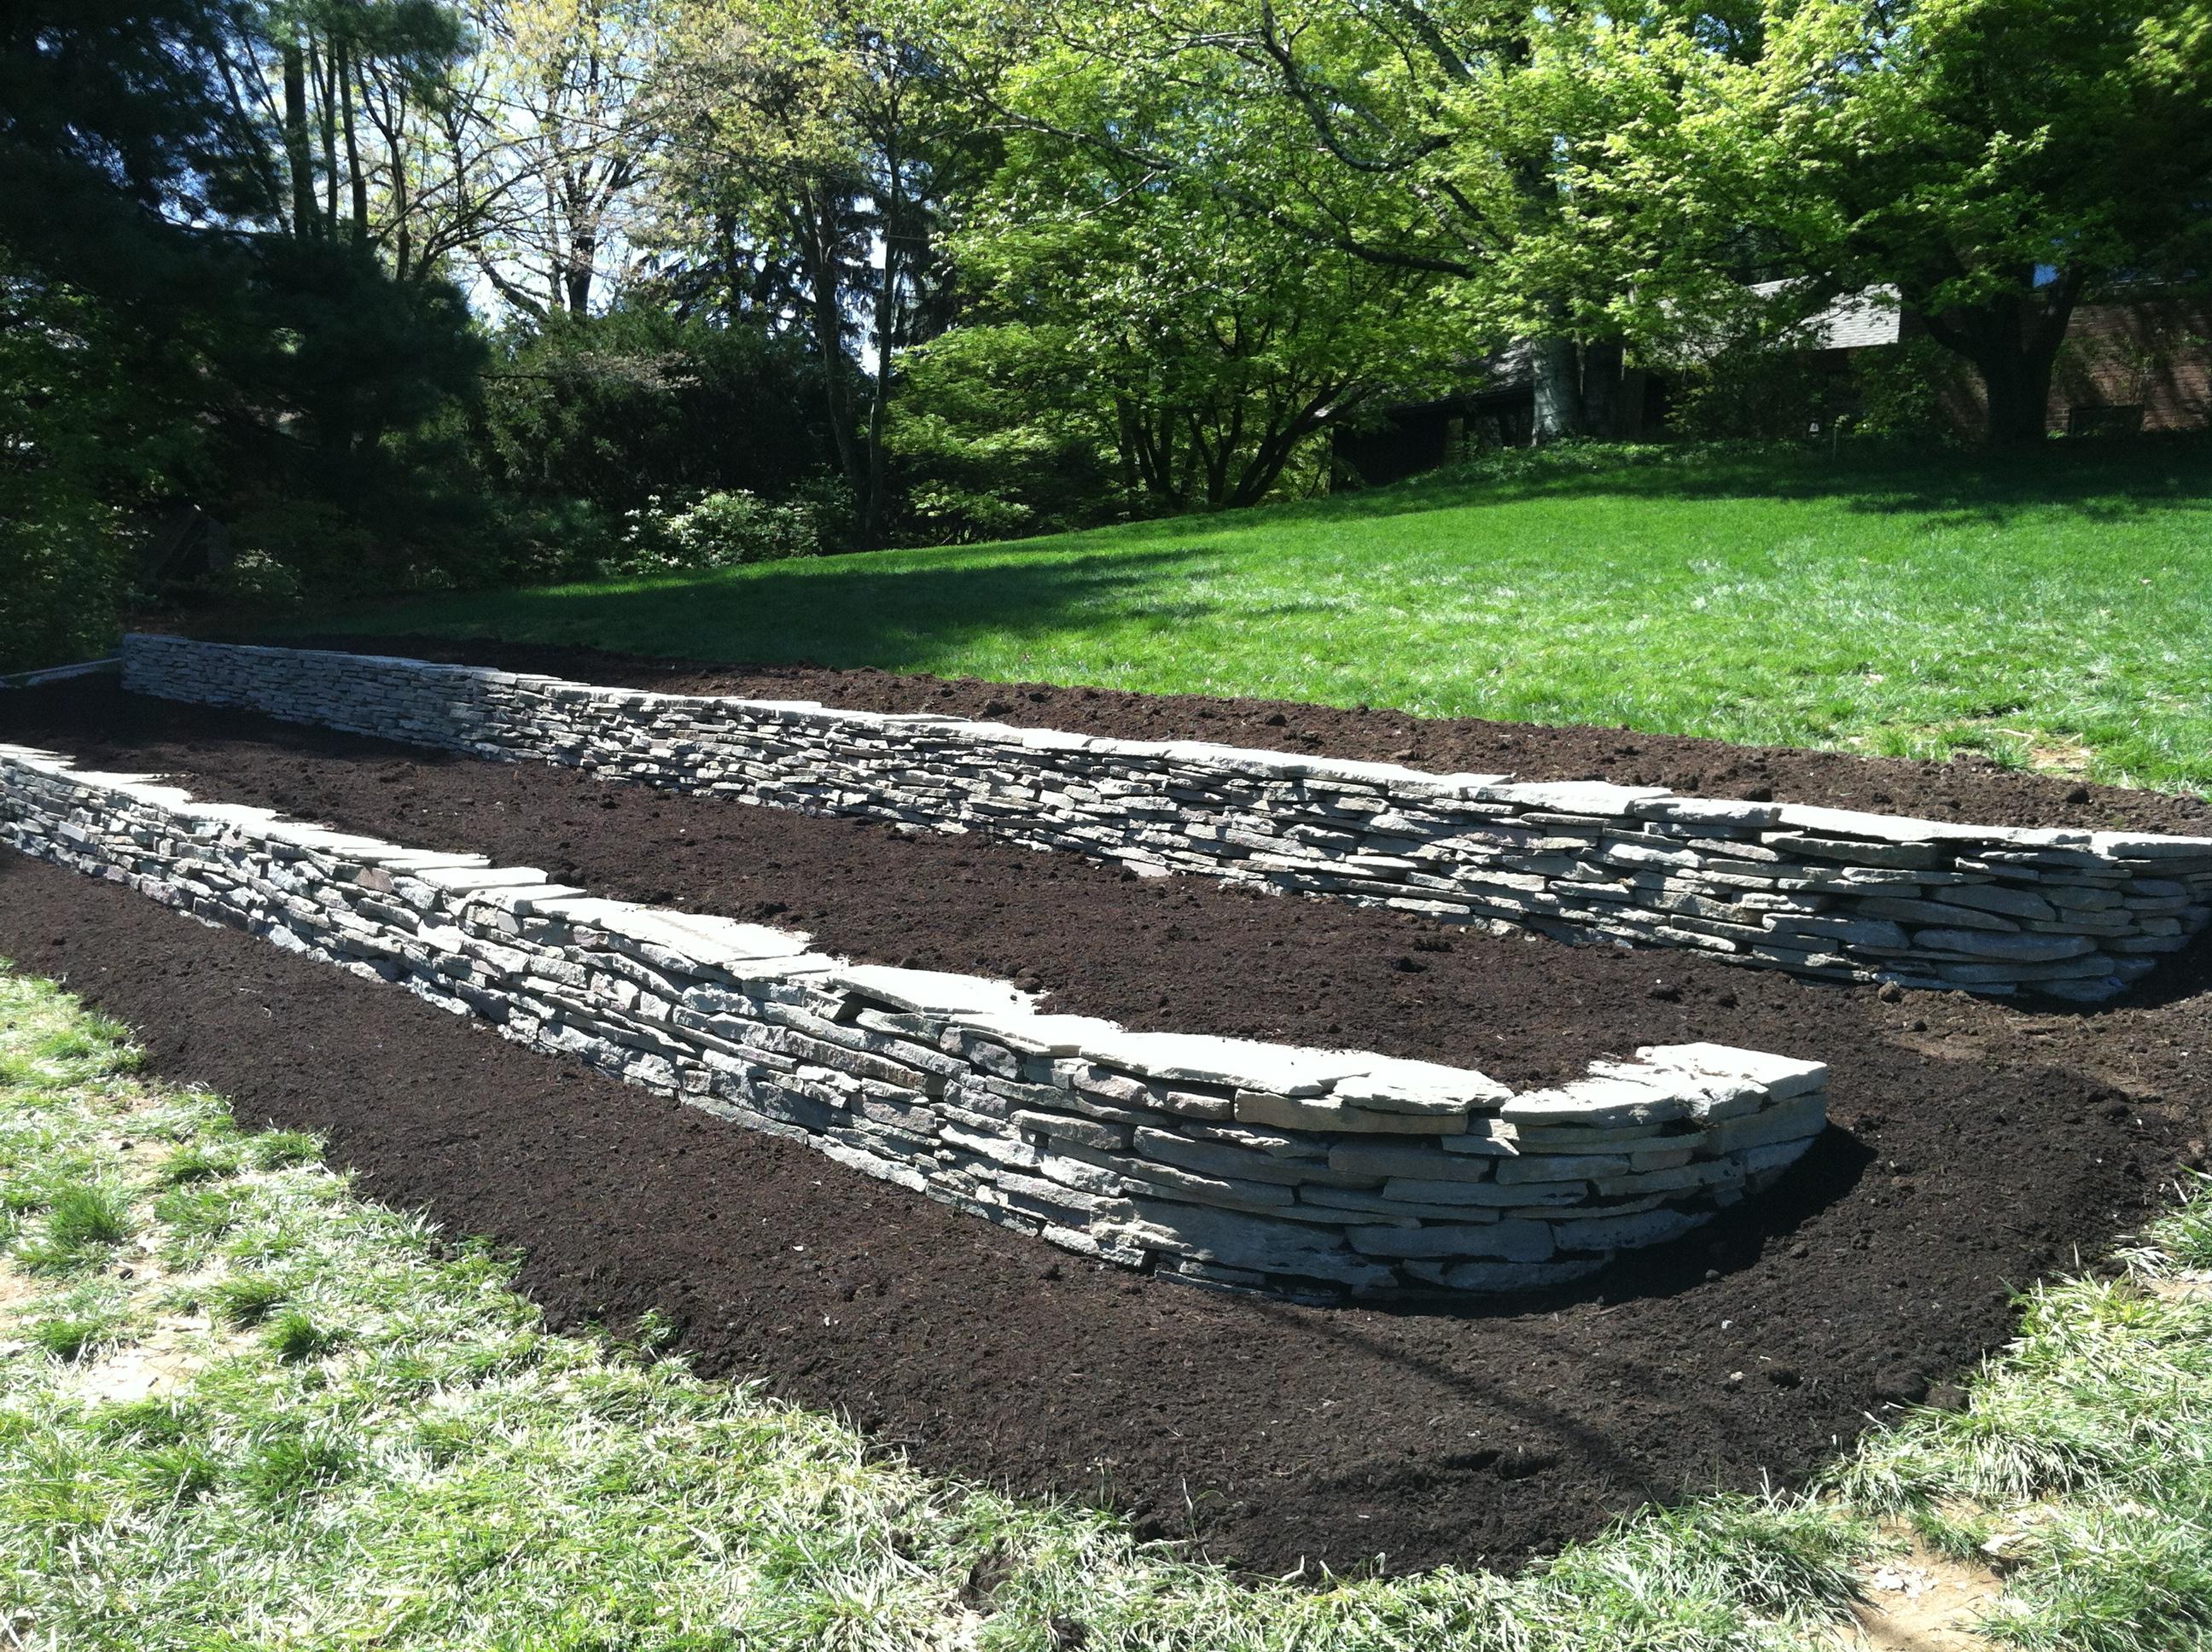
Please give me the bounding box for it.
[119,637,2212,1001]
[2,741,1828,1298]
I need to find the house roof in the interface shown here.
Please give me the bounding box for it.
[1749,281,1904,351]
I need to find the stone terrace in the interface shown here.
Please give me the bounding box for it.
[0,741,1829,1299]
[119,635,2212,1001]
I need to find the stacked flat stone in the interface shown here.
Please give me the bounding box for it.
[1,743,1829,1299]
[120,637,2212,1001]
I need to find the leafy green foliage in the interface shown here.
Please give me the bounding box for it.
[1595,0,2212,445]
[1671,338,1971,444]
[899,59,1452,524]
[10,0,2212,652]
[0,2,494,663]
[892,321,1136,538]
[478,305,841,526]
[0,223,195,672]
[653,0,996,544]
[1669,349,1842,443]
[215,237,493,598]
[614,486,848,573]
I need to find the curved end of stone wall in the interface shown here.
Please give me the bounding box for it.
[2,741,1830,1300]
[115,636,2212,1002]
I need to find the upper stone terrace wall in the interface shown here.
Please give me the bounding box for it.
[0,742,1827,1299]
[121,635,2212,1001]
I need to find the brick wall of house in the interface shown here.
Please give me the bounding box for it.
[1900,296,2212,438]
[2052,300,2212,433]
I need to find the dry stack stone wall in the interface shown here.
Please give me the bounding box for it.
[122,636,2212,1000]
[2,742,1829,1298]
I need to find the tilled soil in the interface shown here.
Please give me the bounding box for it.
[7,680,2212,1090]
[276,631,2212,836]
[2,677,2207,1573]
[2,852,2192,1575]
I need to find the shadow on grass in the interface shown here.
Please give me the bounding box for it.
[1325,433,2212,532]
[289,435,2212,671]
[318,545,1231,672]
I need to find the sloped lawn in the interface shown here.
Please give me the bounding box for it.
[301,441,2212,794]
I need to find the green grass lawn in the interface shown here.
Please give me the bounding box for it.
[298,440,2212,795]
[9,961,2212,1650]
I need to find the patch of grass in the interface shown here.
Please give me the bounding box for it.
[1906,1502,1998,1562]
[236,1422,358,1506]
[13,1181,131,1272]
[6,961,2212,1649]
[261,1305,346,1364]
[295,439,2212,795]
[1994,1501,2212,1651]
[26,1284,132,1361]
[245,1128,322,1170]
[1831,1176,2212,1651]
[209,1271,289,1328]
[93,1395,201,1446]
[155,1142,238,1187]
[150,1178,260,1250]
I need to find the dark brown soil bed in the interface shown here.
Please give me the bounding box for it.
[261,631,2212,836]
[3,677,2203,1092]
[1,846,2195,1576]
[5,674,2212,1570]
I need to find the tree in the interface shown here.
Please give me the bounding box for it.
[900,96,1447,528]
[1,0,261,665]
[646,0,990,542]
[209,2,469,249]
[890,320,1127,537]
[0,0,495,662]
[477,303,839,518]
[984,0,1682,441]
[1599,0,2212,446]
[457,0,665,317]
[1779,0,2212,445]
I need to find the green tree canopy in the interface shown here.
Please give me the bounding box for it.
[1754,0,2212,445]
[899,64,1451,525]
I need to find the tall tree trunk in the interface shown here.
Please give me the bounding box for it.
[800,194,863,512]
[390,100,412,280]
[282,34,317,236]
[1920,272,2081,449]
[1975,346,2061,447]
[1580,339,1625,439]
[859,155,904,548]
[315,44,340,232]
[1530,336,1583,443]
[339,42,367,246]
[566,234,596,315]
[562,172,596,316]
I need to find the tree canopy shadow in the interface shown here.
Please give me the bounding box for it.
[1318,433,2212,532]
[329,544,1232,672]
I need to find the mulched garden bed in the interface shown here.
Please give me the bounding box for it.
[2,674,2205,1574]
[276,631,2212,836]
